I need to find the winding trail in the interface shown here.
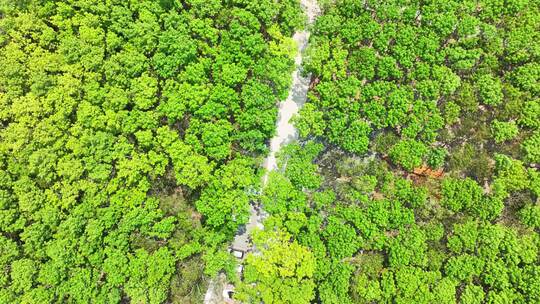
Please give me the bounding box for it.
[204,1,320,302]
[262,0,320,184]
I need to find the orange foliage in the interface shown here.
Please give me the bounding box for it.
[412,165,444,179]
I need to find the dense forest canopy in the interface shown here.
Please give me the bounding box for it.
[249,0,540,303]
[1,0,540,303]
[0,0,303,303]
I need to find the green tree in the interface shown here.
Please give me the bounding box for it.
[519,204,540,228]
[427,147,448,169]
[518,99,540,128]
[279,142,323,190]
[477,74,503,106]
[261,171,308,215]
[0,1,305,302]
[196,157,257,234]
[293,103,326,138]
[443,101,461,124]
[235,229,316,304]
[323,216,360,260]
[491,120,519,143]
[10,259,37,294]
[522,131,540,163]
[389,139,428,171]
[441,177,484,213]
[461,284,485,304]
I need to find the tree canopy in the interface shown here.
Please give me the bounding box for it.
[1,0,540,303]
[0,0,303,302]
[257,0,540,303]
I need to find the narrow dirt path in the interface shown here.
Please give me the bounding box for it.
[204,1,320,302]
[264,2,320,178]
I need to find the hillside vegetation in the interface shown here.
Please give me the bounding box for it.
[0,1,302,303]
[249,0,540,303]
[1,0,539,303]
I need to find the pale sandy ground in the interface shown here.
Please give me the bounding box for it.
[204,1,320,303]
[261,29,311,184]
